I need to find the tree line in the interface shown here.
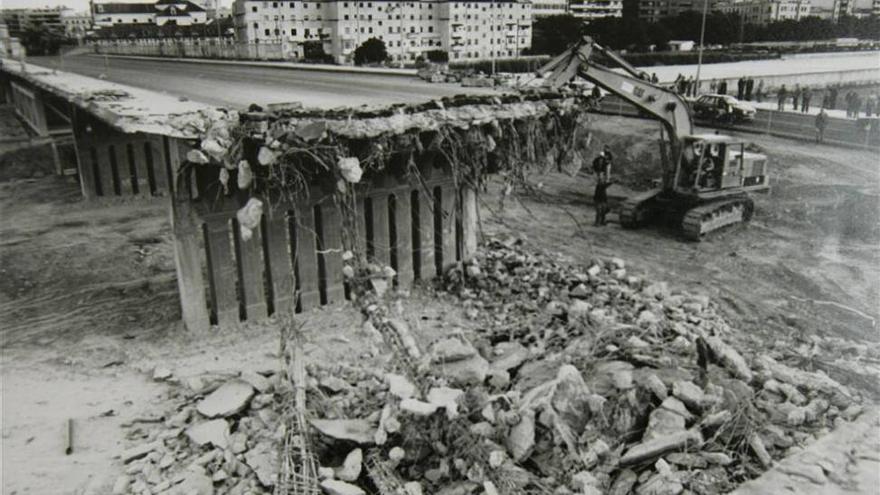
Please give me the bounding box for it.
[529,13,880,55]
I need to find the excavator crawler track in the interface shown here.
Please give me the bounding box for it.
[681,196,754,241]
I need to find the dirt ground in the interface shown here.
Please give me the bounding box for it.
[1,115,878,494]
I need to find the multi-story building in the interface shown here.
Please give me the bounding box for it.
[568,0,623,20]
[91,0,208,28]
[830,0,854,20]
[625,0,695,22]
[873,0,880,16]
[531,0,569,17]
[61,11,93,40]
[1,7,68,37]
[0,21,25,58]
[713,0,810,25]
[232,0,532,64]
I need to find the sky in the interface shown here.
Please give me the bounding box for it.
[0,0,871,15]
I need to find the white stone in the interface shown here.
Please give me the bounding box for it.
[427,387,464,419]
[400,398,439,417]
[336,448,363,482]
[245,441,278,487]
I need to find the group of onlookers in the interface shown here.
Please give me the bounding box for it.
[774,83,878,118]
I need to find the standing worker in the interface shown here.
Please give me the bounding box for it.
[777,84,788,111]
[801,86,812,113]
[815,109,828,143]
[592,146,613,226]
[792,84,801,112]
[745,77,755,101]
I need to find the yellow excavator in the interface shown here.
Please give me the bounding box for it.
[537,36,770,240]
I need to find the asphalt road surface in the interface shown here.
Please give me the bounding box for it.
[28,54,496,109]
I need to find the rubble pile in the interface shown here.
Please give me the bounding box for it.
[114,237,867,495]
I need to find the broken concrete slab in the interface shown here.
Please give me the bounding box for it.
[310,418,377,444]
[336,448,363,482]
[196,379,255,418]
[185,419,229,449]
[620,430,703,465]
[244,441,278,487]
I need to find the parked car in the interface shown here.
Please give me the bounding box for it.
[692,94,757,123]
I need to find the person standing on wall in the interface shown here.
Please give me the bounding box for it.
[792,84,801,112]
[745,77,755,101]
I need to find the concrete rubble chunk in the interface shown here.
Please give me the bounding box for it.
[387,373,417,400]
[435,353,489,386]
[491,342,529,371]
[506,409,536,463]
[778,463,827,484]
[644,408,687,441]
[196,379,255,418]
[620,429,703,465]
[170,468,213,495]
[400,398,440,417]
[429,337,477,363]
[320,479,366,495]
[552,364,592,433]
[336,448,363,482]
[705,336,753,382]
[610,469,638,495]
[240,371,271,393]
[403,481,424,495]
[121,440,163,464]
[660,397,694,422]
[672,380,708,411]
[643,373,669,400]
[245,441,278,487]
[310,419,377,444]
[427,387,464,419]
[186,419,229,449]
[636,472,684,495]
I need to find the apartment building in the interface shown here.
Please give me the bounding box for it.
[568,0,622,20]
[1,7,68,37]
[91,0,208,28]
[232,0,532,64]
[714,0,810,25]
[531,0,569,17]
[624,0,695,22]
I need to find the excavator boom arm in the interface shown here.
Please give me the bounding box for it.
[538,36,694,139]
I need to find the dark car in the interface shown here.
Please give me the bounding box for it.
[692,94,757,123]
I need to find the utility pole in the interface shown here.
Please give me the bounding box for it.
[491,0,496,75]
[694,0,709,96]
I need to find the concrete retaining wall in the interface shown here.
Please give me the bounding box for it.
[93,39,296,61]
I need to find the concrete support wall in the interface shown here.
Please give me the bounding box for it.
[9,81,49,136]
[170,144,477,331]
[71,108,172,199]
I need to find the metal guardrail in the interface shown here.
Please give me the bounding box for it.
[595,97,880,150]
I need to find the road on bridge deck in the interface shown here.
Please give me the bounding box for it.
[28,54,497,109]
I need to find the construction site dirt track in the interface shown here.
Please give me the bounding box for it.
[0,115,877,494]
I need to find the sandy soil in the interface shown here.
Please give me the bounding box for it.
[1,115,878,494]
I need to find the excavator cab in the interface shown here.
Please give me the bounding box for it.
[674,135,769,196]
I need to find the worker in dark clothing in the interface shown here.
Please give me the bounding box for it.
[792,85,801,112]
[776,85,787,111]
[815,109,828,143]
[736,77,745,99]
[829,86,838,110]
[745,77,755,101]
[591,146,614,226]
[718,80,728,95]
[594,177,614,226]
[801,86,811,113]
